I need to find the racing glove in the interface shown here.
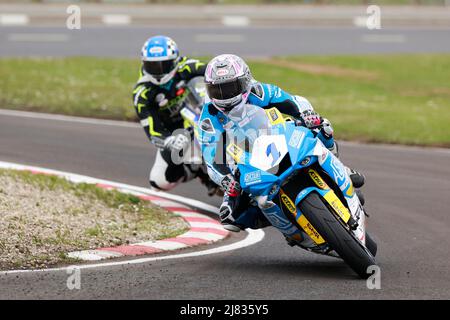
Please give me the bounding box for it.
[155,93,169,108]
[297,110,335,140]
[220,174,241,197]
[300,110,323,129]
[163,133,190,162]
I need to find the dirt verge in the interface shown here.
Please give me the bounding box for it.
[0,169,189,270]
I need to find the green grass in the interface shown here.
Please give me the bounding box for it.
[253,54,450,146]
[0,57,139,120]
[0,54,449,146]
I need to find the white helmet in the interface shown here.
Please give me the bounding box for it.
[205,54,252,113]
[141,35,180,86]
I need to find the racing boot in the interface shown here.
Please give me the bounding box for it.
[346,167,365,189]
[182,164,198,183]
[355,188,365,206]
[219,194,241,232]
[196,168,222,196]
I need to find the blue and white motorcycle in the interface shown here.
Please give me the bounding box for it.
[221,104,378,278]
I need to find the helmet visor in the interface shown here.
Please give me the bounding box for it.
[143,59,177,77]
[206,77,248,101]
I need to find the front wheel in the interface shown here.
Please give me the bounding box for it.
[299,192,377,279]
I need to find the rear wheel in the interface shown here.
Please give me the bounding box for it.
[299,192,377,279]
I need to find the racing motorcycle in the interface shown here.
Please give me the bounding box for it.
[223,104,378,278]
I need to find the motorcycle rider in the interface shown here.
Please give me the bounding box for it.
[133,35,217,194]
[198,54,365,233]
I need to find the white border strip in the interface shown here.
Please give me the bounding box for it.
[222,16,250,27]
[101,14,131,26]
[0,109,138,128]
[0,14,29,26]
[8,33,70,43]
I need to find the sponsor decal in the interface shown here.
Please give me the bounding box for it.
[238,117,250,127]
[223,121,233,130]
[323,191,351,223]
[149,46,164,54]
[244,171,262,185]
[341,179,350,192]
[265,108,285,126]
[297,215,325,244]
[288,130,305,149]
[216,68,229,76]
[247,107,258,117]
[226,143,244,163]
[330,156,346,183]
[279,189,324,244]
[269,109,279,122]
[267,85,273,97]
[321,149,328,162]
[280,190,296,215]
[275,87,282,98]
[346,183,355,197]
[308,169,329,190]
[197,133,213,144]
[301,157,311,166]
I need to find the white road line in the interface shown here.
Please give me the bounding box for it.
[8,33,69,42]
[0,109,138,128]
[353,16,368,28]
[339,140,450,155]
[361,34,406,43]
[150,199,188,208]
[1,108,448,155]
[176,211,209,218]
[0,14,29,26]
[68,250,122,261]
[139,241,187,251]
[101,14,131,26]
[222,16,250,27]
[194,34,245,43]
[188,222,225,230]
[179,231,224,241]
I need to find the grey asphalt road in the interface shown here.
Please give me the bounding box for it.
[1,25,450,58]
[0,111,449,299]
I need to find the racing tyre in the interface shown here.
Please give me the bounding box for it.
[299,192,377,279]
[365,232,377,257]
